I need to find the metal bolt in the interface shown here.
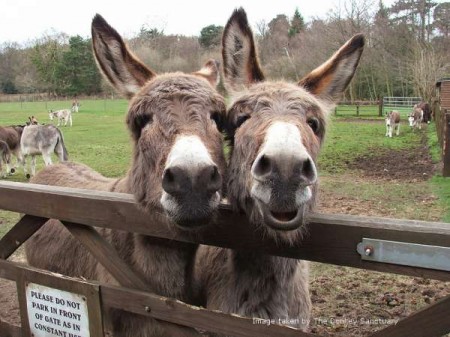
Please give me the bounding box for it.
[144,306,151,313]
[364,246,374,256]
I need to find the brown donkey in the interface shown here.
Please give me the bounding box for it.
[194,8,364,333]
[0,125,24,174]
[26,14,226,337]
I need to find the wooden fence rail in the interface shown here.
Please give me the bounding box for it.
[0,181,448,280]
[0,181,449,336]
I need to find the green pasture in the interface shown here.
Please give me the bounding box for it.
[0,99,132,180]
[0,99,448,234]
[319,119,419,174]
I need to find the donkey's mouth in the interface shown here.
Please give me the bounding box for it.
[255,200,305,232]
[263,207,304,231]
[270,210,298,222]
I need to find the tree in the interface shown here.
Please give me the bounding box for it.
[56,36,102,96]
[199,25,223,49]
[139,25,164,39]
[0,43,20,94]
[289,8,305,37]
[390,0,437,43]
[31,33,67,95]
[1,79,18,94]
[433,2,450,37]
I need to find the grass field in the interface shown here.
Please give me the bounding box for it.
[0,99,132,179]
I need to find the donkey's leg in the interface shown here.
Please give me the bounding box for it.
[5,159,11,176]
[0,158,4,178]
[385,125,389,137]
[69,115,73,127]
[22,156,30,179]
[396,124,400,136]
[54,144,65,162]
[42,152,53,166]
[31,155,37,177]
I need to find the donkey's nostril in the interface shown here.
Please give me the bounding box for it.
[252,154,273,179]
[203,165,222,194]
[300,158,317,184]
[162,167,183,195]
[165,168,174,183]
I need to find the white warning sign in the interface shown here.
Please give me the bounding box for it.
[26,282,90,337]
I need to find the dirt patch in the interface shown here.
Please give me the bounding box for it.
[348,133,434,182]
[0,280,20,327]
[309,265,450,336]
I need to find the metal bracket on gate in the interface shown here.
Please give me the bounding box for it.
[357,238,450,272]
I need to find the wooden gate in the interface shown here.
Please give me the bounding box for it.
[0,181,449,337]
[382,97,422,116]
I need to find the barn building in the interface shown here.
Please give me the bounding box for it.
[437,78,450,112]
[436,78,450,177]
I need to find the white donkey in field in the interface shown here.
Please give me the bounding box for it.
[49,109,73,127]
[385,110,401,137]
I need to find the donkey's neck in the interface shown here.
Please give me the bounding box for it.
[110,175,197,303]
[134,235,197,302]
[231,250,298,283]
[222,250,305,320]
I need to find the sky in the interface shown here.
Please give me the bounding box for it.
[1,0,438,45]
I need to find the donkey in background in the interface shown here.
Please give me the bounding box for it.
[71,100,80,113]
[417,101,431,123]
[409,104,423,130]
[26,14,226,337]
[194,8,364,334]
[49,109,73,127]
[0,140,11,177]
[27,116,39,125]
[385,110,401,137]
[0,125,24,175]
[20,124,68,178]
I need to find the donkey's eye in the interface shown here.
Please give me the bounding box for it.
[210,112,224,132]
[236,115,250,128]
[307,117,320,134]
[131,113,153,139]
[136,114,153,129]
[210,112,221,125]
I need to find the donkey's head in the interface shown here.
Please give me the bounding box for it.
[92,15,226,229]
[27,116,39,126]
[223,9,364,240]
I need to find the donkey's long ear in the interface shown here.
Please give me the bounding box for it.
[91,14,156,99]
[222,8,264,92]
[298,34,364,102]
[193,59,220,87]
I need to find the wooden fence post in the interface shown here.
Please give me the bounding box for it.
[443,112,450,177]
